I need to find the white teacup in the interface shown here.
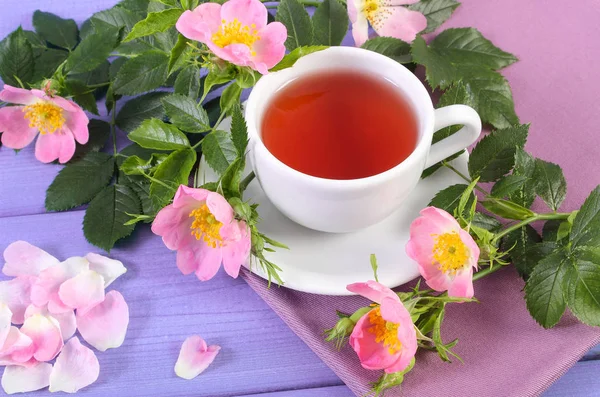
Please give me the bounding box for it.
[244,46,482,233]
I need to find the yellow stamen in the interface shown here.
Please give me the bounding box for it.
[367,307,402,354]
[432,231,469,274]
[189,204,223,248]
[362,0,392,29]
[22,101,65,135]
[211,19,261,56]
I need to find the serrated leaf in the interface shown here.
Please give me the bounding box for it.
[174,64,201,97]
[533,159,567,211]
[168,34,191,73]
[428,184,469,215]
[570,186,600,248]
[46,152,115,211]
[525,248,569,328]
[0,28,34,86]
[125,9,183,42]
[123,175,156,219]
[72,119,111,161]
[231,105,248,157]
[63,80,99,115]
[69,60,111,87]
[516,242,557,279]
[501,225,542,278]
[120,154,167,175]
[471,212,501,232]
[509,148,537,208]
[202,69,236,100]
[31,49,68,84]
[219,83,242,116]
[129,118,190,150]
[408,0,460,34]
[220,157,246,198]
[32,11,78,50]
[490,174,528,198]
[65,29,119,74]
[83,184,141,251]
[22,30,46,49]
[270,45,327,72]
[88,7,141,35]
[202,130,237,175]
[361,37,411,64]
[150,148,197,208]
[113,51,169,95]
[312,0,348,46]
[564,247,600,326]
[116,92,170,133]
[276,0,313,51]
[468,124,528,182]
[457,177,478,221]
[118,0,151,14]
[162,94,210,133]
[482,198,535,220]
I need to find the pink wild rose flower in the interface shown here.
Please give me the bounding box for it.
[406,207,480,299]
[0,85,89,163]
[176,0,287,74]
[346,281,417,374]
[152,186,251,281]
[348,0,427,46]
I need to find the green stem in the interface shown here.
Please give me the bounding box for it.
[239,171,255,192]
[493,212,571,243]
[86,82,111,89]
[213,111,227,130]
[473,263,503,281]
[110,100,119,182]
[442,162,489,195]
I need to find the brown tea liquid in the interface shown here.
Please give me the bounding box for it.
[261,70,418,180]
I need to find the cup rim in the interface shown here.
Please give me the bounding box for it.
[245,46,435,189]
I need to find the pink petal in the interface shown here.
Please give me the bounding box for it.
[34,128,76,164]
[447,267,475,299]
[47,95,81,114]
[176,4,222,43]
[379,296,406,324]
[195,246,223,281]
[459,228,481,268]
[349,311,400,370]
[0,327,34,364]
[24,305,76,341]
[176,248,200,275]
[63,103,89,145]
[31,257,88,313]
[0,277,34,324]
[371,6,427,43]
[207,42,253,68]
[1,362,52,394]
[387,0,420,4]
[0,106,38,149]
[76,290,129,352]
[420,264,452,292]
[252,22,287,74]
[151,204,194,251]
[2,241,60,277]
[85,253,127,288]
[221,221,251,278]
[0,85,38,105]
[0,304,11,347]
[58,270,105,315]
[49,337,99,393]
[20,315,63,362]
[173,185,210,209]
[174,335,220,380]
[350,9,369,46]
[206,192,234,225]
[346,280,398,304]
[221,0,267,30]
[419,206,460,231]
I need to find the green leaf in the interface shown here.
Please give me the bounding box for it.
[370,254,379,283]
[113,51,169,95]
[23,30,46,49]
[150,148,197,208]
[64,29,119,74]
[361,37,411,64]
[116,91,170,133]
[120,153,167,175]
[515,242,557,279]
[276,0,313,51]
[45,152,115,211]
[123,175,156,219]
[490,174,528,198]
[408,0,461,34]
[429,183,468,214]
[202,130,237,175]
[509,148,537,208]
[202,69,236,100]
[501,225,542,278]
[525,248,569,328]
[168,34,191,73]
[174,64,201,98]
[219,83,242,116]
[69,60,111,88]
[270,45,328,72]
[236,68,261,89]
[471,212,501,232]
[83,184,141,251]
[219,157,246,197]
[64,80,99,115]
[0,28,34,87]
[533,159,567,211]
[31,49,68,84]
[32,11,78,50]
[129,118,190,150]
[570,186,600,248]
[312,0,348,46]
[468,124,529,182]
[162,94,210,133]
[124,9,184,42]
[457,177,478,222]
[231,105,248,157]
[482,198,535,220]
[118,0,151,14]
[72,119,111,161]
[564,247,600,326]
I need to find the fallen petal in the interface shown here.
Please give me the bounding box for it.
[0,304,12,347]
[1,362,52,394]
[3,241,60,277]
[58,270,104,315]
[174,335,220,380]
[20,315,63,362]
[49,337,99,393]
[24,305,76,341]
[0,327,34,364]
[85,253,127,288]
[31,257,89,314]
[0,277,34,324]
[76,290,129,351]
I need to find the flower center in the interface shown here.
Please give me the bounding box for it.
[432,231,469,274]
[189,204,223,248]
[211,19,261,55]
[367,307,402,354]
[22,101,65,135]
[363,0,390,28]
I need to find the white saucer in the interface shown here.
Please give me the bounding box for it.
[199,120,469,295]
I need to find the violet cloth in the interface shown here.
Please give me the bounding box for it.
[241,0,600,396]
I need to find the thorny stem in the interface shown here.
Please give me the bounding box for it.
[442,162,489,195]
[240,172,256,192]
[472,263,503,281]
[492,212,572,243]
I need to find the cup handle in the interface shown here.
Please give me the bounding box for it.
[424,104,482,169]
